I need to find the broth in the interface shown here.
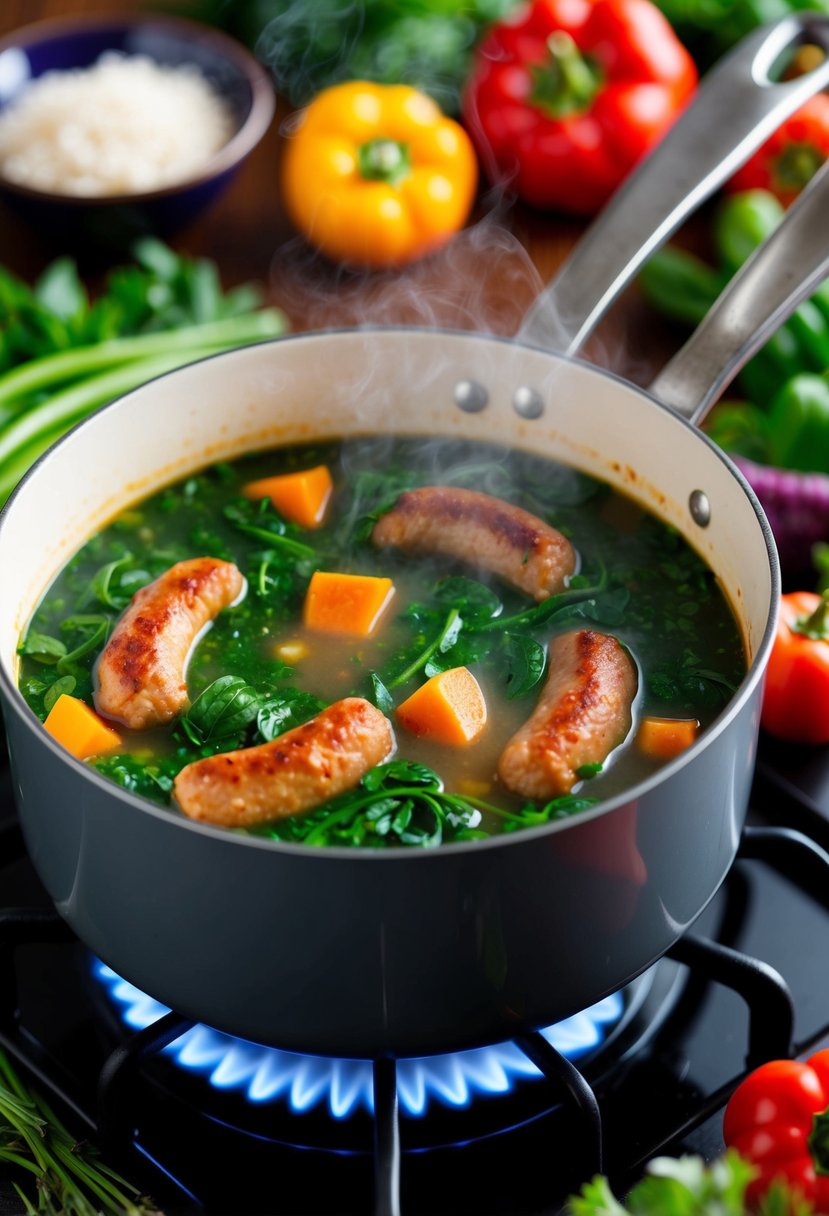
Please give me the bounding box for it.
[17,436,746,846]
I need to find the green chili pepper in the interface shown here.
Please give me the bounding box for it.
[713,188,785,273]
[638,244,791,400]
[714,190,829,372]
[767,373,829,472]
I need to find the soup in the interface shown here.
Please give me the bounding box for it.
[17,436,746,847]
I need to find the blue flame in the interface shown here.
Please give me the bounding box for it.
[94,960,623,1119]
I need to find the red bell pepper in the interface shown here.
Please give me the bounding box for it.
[727,95,829,207]
[462,0,697,214]
[761,591,829,745]
[723,1050,829,1210]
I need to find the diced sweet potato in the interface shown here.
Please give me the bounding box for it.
[396,666,487,746]
[636,715,698,760]
[243,465,333,529]
[43,693,122,760]
[303,571,395,636]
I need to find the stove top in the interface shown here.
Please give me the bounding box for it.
[2,732,829,1216]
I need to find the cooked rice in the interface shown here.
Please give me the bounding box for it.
[0,52,235,196]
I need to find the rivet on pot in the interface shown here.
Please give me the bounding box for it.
[689,490,711,527]
[513,386,545,419]
[454,380,489,413]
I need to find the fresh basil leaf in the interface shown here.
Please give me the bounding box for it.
[183,676,261,744]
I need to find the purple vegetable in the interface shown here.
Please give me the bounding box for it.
[732,456,829,577]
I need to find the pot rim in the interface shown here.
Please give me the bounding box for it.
[0,326,781,861]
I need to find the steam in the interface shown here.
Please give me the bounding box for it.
[269,188,545,339]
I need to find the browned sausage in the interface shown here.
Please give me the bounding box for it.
[498,630,638,800]
[95,557,244,730]
[371,486,575,602]
[173,696,394,827]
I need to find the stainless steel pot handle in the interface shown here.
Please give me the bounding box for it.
[517,13,829,356]
[649,155,829,424]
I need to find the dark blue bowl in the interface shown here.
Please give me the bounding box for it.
[0,14,275,251]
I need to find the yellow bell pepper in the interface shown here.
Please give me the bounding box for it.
[281,81,478,269]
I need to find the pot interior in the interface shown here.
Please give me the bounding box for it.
[0,328,776,695]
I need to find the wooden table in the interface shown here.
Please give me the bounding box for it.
[0,0,679,385]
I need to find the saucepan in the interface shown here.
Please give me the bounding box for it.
[1,17,828,1060]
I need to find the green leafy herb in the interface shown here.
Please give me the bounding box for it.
[17,632,66,664]
[180,675,262,746]
[0,239,287,505]
[257,688,327,740]
[567,1151,814,1215]
[92,754,182,805]
[0,1049,158,1215]
[43,674,77,714]
[502,633,546,699]
[260,758,596,848]
[223,500,316,560]
[182,0,519,114]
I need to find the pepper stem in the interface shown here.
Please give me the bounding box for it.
[529,31,603,120]
[357,138,411,186]
[774,142,826,193]
[793,590,829,640]
[810,1108,829,1175]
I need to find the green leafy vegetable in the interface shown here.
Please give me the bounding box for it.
[257,688,327,740]
[178,0,519,114]
[260,758,596,848]
[0,238,287,505]
[180,675,262,746]
[0,1050,158,1215]
[567,1151,814,1215]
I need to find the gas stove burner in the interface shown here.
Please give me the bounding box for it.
[93,958,624,1119]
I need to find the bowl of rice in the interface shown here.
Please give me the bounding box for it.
[0,14,275,249]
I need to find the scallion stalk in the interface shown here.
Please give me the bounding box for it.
[0,310,285,407]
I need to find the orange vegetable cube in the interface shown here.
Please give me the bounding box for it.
[636,715,698,760]
[242,465,333,528]
[43,694,122,760]
[396,667,487,746]
[303,571,395,636]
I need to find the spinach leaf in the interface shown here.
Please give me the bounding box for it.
[502,633,546,699]
[43,675,77,714]
[258,758,597,850]
[18,632,67,664]
[181,676,261,745]
[57,615,110,674]
[224,499,316,560]
[256,688,327,741]
[433,577,501,625]
[92,753,183,806]
[368,672,394,714]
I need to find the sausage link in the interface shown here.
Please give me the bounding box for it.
[173,696,394,827]
[498,630,638,800]
[95,557,244,730]
[371,486,575,602]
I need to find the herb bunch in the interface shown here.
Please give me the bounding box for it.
[0,1051,159,1216]
[568,1151,814,1215]
[0,239,286,505]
